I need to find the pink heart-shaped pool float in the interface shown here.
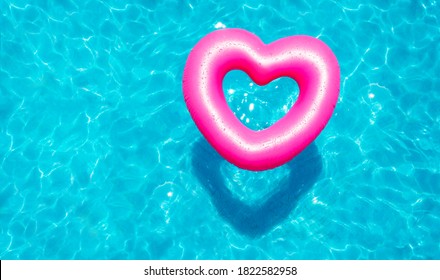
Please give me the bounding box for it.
[183,28,340,171]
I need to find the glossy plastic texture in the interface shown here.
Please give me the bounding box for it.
[183,28,340,171]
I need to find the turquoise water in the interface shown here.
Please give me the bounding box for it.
[1,0,439,259]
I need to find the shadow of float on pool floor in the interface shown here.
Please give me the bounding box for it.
[191,138,322,238]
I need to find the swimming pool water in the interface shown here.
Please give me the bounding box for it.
[1,0,439,259]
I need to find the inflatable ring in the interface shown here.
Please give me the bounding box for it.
[183,28,340,171]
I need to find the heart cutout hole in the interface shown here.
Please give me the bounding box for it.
[223,70,300,131]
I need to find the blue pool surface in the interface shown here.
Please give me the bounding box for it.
[1,0,439,259]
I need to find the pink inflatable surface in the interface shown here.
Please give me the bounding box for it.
[183,28,340,171]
